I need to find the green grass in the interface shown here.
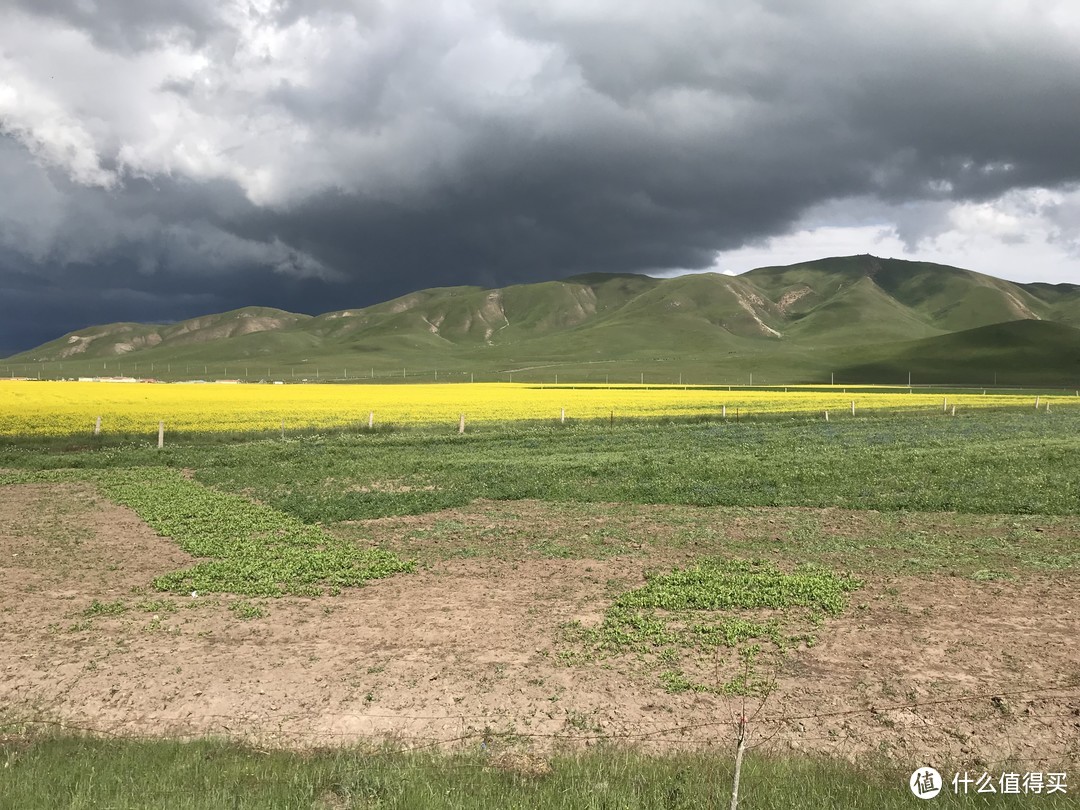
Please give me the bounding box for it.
[6,409,1074,518]
[329,497,1080,577]
[743,513,1080,578]
[1,734,1069,809]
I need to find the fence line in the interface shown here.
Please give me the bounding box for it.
[2,359,1078,392]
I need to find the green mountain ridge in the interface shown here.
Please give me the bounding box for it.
[6,256,1080,385]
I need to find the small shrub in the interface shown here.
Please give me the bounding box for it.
[229,600,266,620]
[82,600,127,617]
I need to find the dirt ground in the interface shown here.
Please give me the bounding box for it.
[1,483,1077,771]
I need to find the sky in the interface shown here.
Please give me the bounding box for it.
[2,0,1080,353]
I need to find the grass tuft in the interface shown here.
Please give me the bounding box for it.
[1,733,1069,809]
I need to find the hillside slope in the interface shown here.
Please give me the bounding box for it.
[742,256,1057,331]
[835,320,1080,386]
[6,256,1080,384]
[21,308,311,362]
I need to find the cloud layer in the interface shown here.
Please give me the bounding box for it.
[2,0,1079,351]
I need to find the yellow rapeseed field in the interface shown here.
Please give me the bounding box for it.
[0,380,1070,437]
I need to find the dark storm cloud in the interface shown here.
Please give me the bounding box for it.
[0,242,335,356]
[2,0,1080,351]
[240,126,855,289]
[496,0,1080,201]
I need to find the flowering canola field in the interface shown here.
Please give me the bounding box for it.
[0,380,1069,438]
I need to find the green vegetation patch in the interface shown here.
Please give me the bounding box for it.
[229,599,268,620]
[616,559,861,614]
[93,468,412,596]
[564,559,861,694]
[82,599,128,617]
[95,468,414,597]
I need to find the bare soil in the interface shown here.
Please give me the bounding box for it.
[1,484,1077,770]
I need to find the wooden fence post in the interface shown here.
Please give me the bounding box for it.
[157,421,164,449]
[560,408,566,424]
[850,400,855,416]
[730,716,747,810]
[94,415,101,436]
[459,413,465,434]
[824,410,829,422]
[368,411,374,429]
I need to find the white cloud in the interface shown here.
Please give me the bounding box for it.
[698,187,1080,284]
[0,2,564,207]
[0,58,117,188]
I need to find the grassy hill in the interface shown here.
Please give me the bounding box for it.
[835,320,1080,386]
[742,255,1055,330]
[5,255,1080,385]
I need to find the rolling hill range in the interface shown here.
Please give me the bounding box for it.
[5,255,1080,386]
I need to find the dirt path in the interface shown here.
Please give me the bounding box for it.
[1,483,1077,770]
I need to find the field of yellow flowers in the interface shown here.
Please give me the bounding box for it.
[0,380,1069,438]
